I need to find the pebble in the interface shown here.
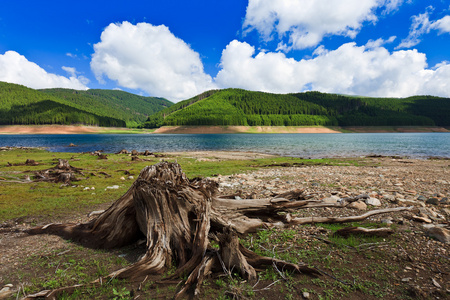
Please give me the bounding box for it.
[105,185,120,190]
[417,195,427,201]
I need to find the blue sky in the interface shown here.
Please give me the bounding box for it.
[1,0,449,102]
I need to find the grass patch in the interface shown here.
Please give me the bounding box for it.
[0,148,366,222]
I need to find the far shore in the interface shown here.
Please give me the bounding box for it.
[0,124,449,134]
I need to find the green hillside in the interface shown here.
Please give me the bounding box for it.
[0,82,172,127]
[141,88,450,128]
[40,88,172,127]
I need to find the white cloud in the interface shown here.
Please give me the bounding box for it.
[0,51,89,90]
[382,0,405,14]
[397,8,450,49]
[243,0,403,50]
[365,36,396,48]
[215,40,450,98]
[62,66,90,85]
[215,40,312,93]
[430,15,450,33]
[90,21,216,102]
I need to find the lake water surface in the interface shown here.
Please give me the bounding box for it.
[0,133,449,159]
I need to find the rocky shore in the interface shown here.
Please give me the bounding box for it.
[0,152,448,298]
[215,157,449,239]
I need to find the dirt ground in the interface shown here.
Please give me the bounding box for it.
[0,152,449,299]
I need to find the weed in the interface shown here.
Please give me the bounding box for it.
[112,287,131,299]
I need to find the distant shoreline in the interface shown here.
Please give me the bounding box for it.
[0,125,449,134]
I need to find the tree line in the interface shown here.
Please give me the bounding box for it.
[141,88,449,128]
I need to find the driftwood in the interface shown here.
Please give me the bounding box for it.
[24,162,412,299]
[334,227,395,237]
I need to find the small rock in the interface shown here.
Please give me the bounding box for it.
[395,193,405,199]
[68,143,77,147]
[426,227,450,244]
[422,224,435,230]
[128,176,134,180]
[105,185,120,190]
[365,197,381,206]
[381,218,393,225]
[383,194,396,202]
[323,195,340,204]
[120,176,126,180]
[412,215,432,223]
[417,195,427,201]
[401,277,412,282]
[302,292,310,299]
[0,284,13,299]
[418,207,437,218]
[432,278,442,288]
[426,198,440,205]
[440,197,448,204]
[348,201,367,210]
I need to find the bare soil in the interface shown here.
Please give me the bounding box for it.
[0,152,449,299]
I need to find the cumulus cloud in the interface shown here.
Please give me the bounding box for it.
[397,8,450,49]
[215,40,450,98]
[243,0,403,50]
[90,21,216,102]
[0,51,89,90]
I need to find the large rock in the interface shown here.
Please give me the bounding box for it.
[425,227,450,244]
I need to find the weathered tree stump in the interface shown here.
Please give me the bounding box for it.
[33,159,83,184]
[25,162,412,298]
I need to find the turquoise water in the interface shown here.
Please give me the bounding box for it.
[0,133,449,158]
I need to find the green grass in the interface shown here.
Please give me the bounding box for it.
[2,148,437,300]
[0,149,366,221]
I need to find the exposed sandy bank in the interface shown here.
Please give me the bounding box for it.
[153,126,341,134]
[342,126,450,133]
[0,125,148,134]
[0,125,102,134]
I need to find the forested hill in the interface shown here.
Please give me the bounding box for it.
[40,88,172,127]
[0,82,173,127]
[141,88,450,128]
